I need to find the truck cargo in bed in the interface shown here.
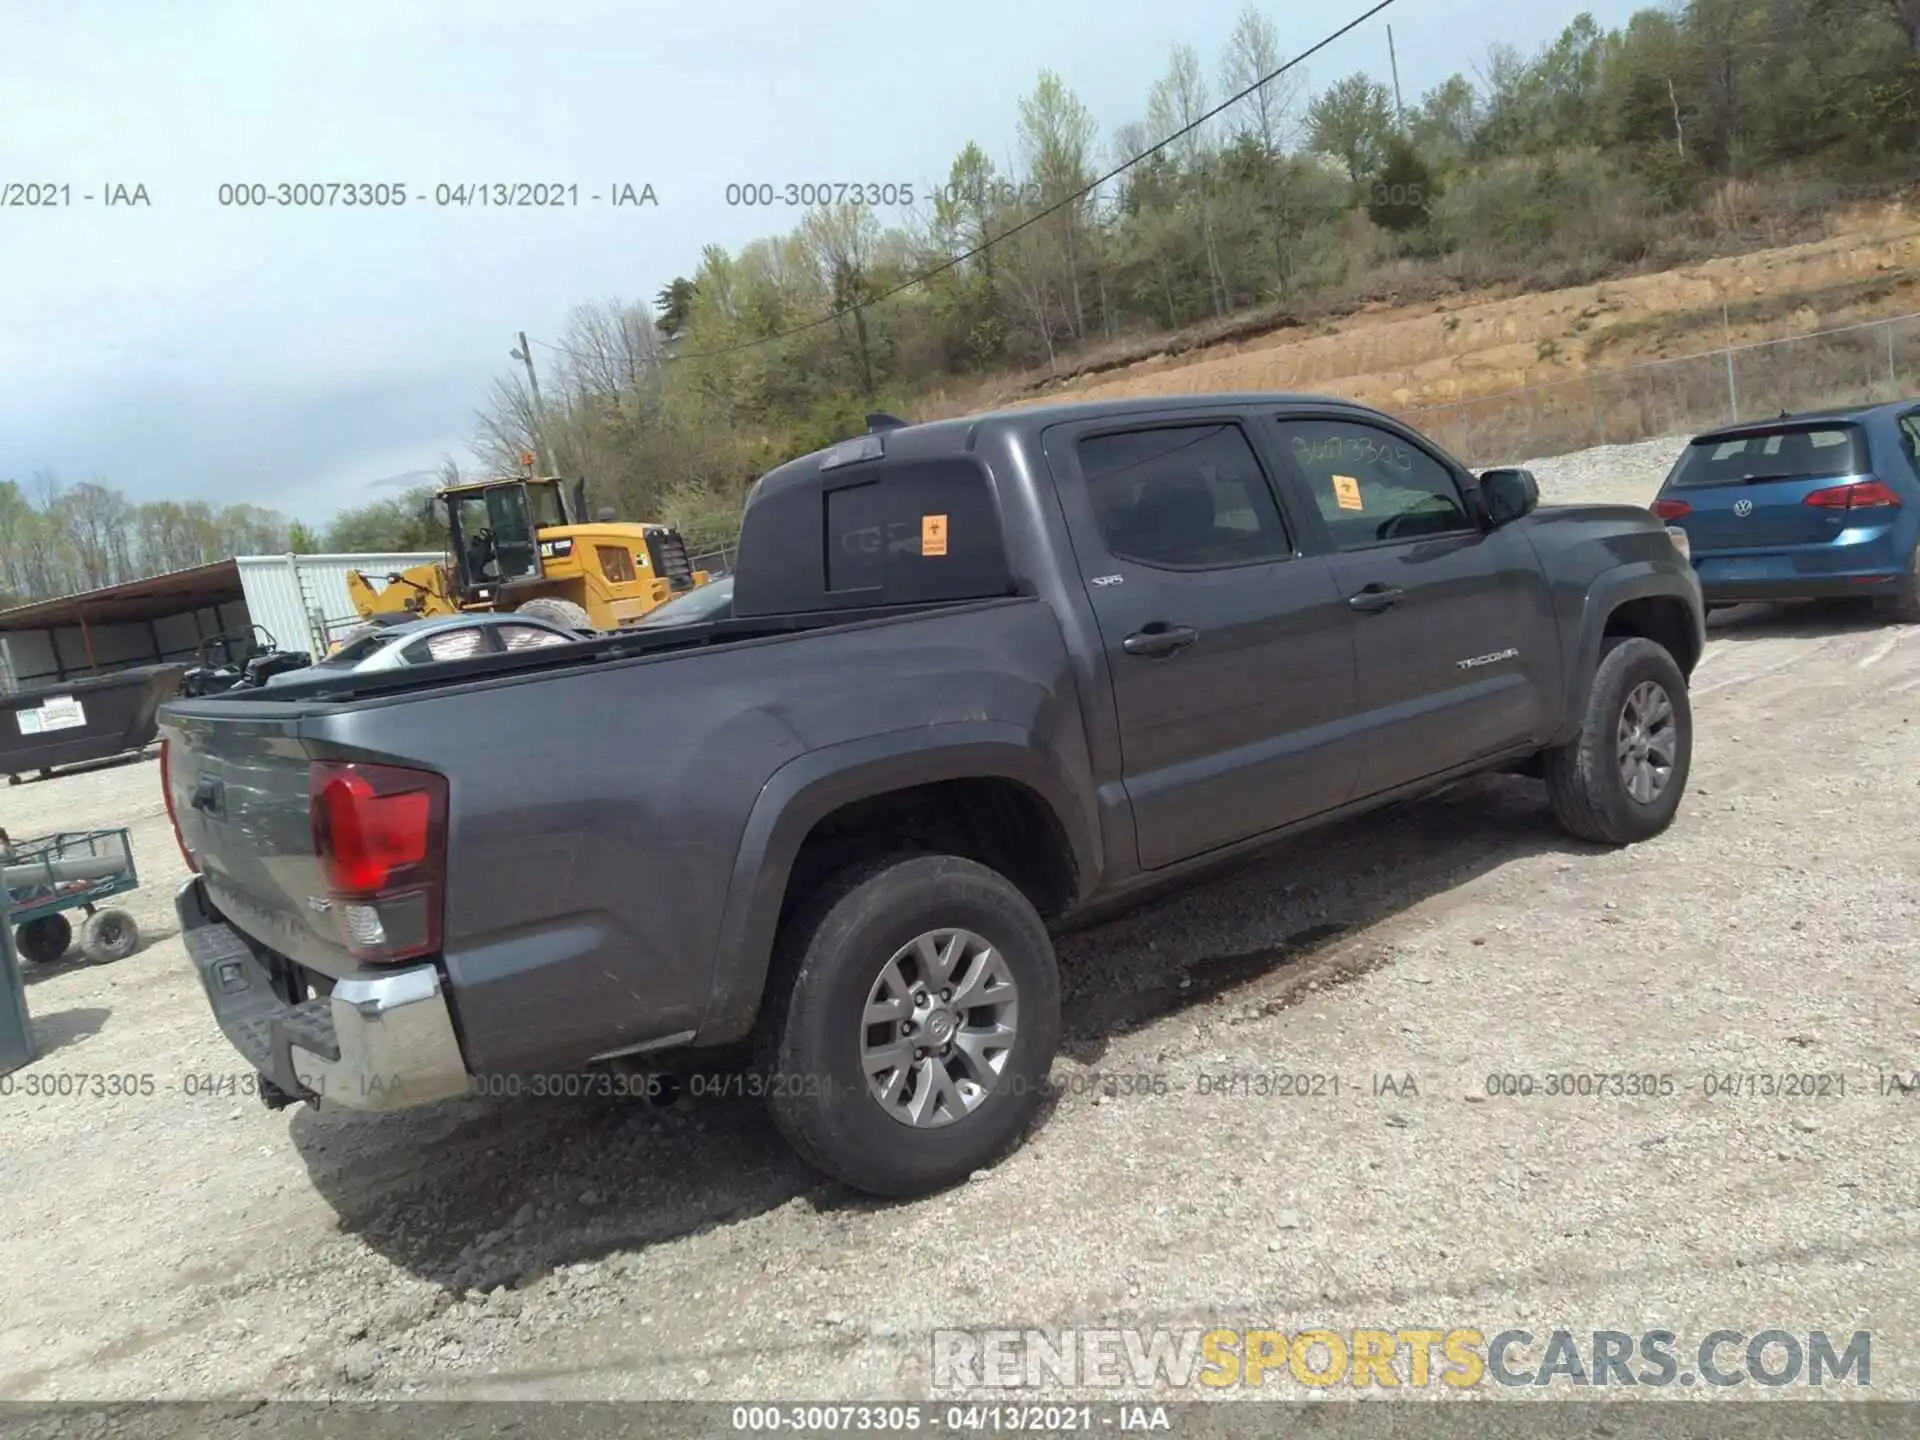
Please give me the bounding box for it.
[161,393,1704,1196]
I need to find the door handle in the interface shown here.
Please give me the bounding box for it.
[1347,584,1405,613]
[1122,623,1199,658]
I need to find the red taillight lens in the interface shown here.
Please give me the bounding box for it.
[311,769,429,892]
[308,761,447,962]
[159,738,200,873]
[1804,480,1901,509]
[1651,498,1691,519]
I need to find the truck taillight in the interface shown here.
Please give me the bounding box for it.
[159,738,199,873]
[308,760,448,963]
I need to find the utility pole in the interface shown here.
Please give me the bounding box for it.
[509,331,558,475]
[1387,26,1406,130]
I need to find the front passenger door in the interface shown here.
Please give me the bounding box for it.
[1268,413,1557,799]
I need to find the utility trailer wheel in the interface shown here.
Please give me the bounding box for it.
[6,774,17,787]
[81,909,141,963]
[16,914,73,965]
[758,853,1061,1198]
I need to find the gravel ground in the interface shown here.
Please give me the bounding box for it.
[5,432,1919,1411]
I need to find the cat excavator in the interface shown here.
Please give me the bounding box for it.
[341,458,709,645]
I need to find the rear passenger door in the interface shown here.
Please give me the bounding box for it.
[1266,411,1557,799]
[1043,412,1366,870]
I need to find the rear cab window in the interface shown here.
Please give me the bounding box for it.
[1668,424,1868,488]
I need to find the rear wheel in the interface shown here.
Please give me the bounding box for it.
[513,597,593,632]
[16,915,72,965]
[1872,548,1920,624]
[81,909,141,963]
[1544,636,1692,845]
[758,854,1061,1197]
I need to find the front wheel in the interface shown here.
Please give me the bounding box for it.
[758,854,1061,1197]
[1543,636,1693,845]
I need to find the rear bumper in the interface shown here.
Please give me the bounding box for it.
[177,878,470,1111]
[1698,572,1905,604]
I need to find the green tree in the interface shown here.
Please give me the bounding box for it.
[1306,73,1396,187]
[288,520,321,553]
[1367,136,1439,233]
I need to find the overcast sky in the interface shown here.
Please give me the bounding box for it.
[0,0,1645,528]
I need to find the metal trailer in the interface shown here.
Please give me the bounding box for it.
[2,828,142,966]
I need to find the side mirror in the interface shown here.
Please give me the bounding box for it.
[1479,467,1539,527]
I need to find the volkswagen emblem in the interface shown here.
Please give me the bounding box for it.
[1733,498,1754,517]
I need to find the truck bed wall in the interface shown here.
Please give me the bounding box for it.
[294,597,1092,1074]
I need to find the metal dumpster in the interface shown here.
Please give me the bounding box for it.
[0,663,186,786]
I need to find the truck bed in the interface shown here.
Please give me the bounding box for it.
[160,593,1092,1078]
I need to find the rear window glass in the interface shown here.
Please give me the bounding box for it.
[1669,425,1867,487]
[318,633,387,667]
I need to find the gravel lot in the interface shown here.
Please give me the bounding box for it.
[5,430,1919,1409]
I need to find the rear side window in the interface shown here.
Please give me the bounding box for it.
[403,628,491,664]
[1899,413,1920,468]
[1669,425,1867,487]
[1078,423,1292,568]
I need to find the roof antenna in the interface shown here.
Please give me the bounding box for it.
[866,412,908,433]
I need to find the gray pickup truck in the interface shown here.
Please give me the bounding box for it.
[158,394,1704,1196]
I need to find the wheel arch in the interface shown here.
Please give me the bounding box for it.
[1555,566,1704,747]
[694,723,1098,1047]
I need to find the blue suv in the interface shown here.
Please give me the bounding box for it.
[1651,401,1920,622]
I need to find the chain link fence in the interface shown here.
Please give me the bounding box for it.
[1405,310,1920,469]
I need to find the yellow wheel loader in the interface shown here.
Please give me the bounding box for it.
[341,468,710,647]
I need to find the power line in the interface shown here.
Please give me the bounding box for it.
[527,0,1401,372]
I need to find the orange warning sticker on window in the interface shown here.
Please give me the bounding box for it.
[1332,474,1364,511]
[922,513,949,556]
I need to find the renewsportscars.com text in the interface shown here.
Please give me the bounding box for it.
[931,1327,1871,1391]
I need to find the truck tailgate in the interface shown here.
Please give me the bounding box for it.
[162,707,360,978]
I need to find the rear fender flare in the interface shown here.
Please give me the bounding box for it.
[1555,563,1705,746]
[695,722,1098,1045]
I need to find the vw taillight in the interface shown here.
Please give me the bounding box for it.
[308,760,448,963]
[1804,480,1901,509]
[159,738,199,873]
[1650,498,1691,519]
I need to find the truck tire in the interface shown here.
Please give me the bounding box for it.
[16,914,72,965]
[758,853,1061,1198]
[81,909,141,963]
[513,597,593,632]
[1543,636,1692,845]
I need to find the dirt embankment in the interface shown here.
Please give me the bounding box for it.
[994,202,1920,414]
